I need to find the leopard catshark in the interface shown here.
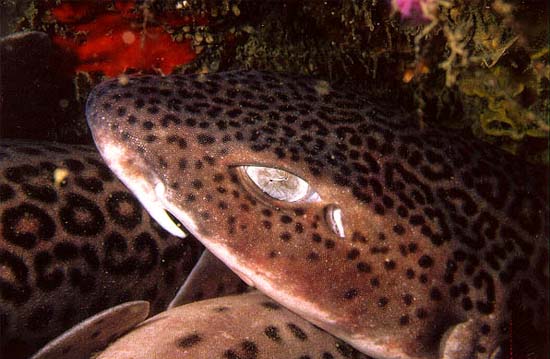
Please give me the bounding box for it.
[86,70,549,359]
[0,140,203,359]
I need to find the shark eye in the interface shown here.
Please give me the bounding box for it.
[240,166,320,203]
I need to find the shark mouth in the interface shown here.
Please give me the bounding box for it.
[96,141,194,238]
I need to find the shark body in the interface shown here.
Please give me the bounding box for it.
[86,70,549,359]
[99,291,372,359]
[0,140,202,358]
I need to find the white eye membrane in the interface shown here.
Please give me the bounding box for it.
[239,165,320,203]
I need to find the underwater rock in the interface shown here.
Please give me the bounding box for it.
[0,32,57,140]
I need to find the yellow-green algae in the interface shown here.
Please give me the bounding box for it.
[12,0,550,163]
[203,0,549,162]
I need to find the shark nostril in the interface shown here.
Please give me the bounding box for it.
[324,204,345,238]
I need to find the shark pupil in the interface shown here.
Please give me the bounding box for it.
[242,166,317,203]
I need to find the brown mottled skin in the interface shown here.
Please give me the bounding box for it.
[98,292,371,359]
[0,141,202,359]
[86,71,549,359]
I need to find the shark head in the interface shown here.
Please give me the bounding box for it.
[86,70,549,359]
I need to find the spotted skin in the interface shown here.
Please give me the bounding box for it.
[86,71,549,359]
[0,141,202,359]
[98,291,372,359]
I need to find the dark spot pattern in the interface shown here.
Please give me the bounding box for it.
[0,184,15,202]
[264,325,281,342]
[85,71,549,359]
[21,184,57,203]
[59,193,105,236]
[261,301,281,310]
[287,323,308,341]
[75,176,104,194]
[177,333,202,348]
[0,249,31,304]
[0,142,202,359]
[106,191,142,230]
[2,203,56,248]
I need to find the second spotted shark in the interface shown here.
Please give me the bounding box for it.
[0,140,204,358]
[86,70,549,359]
